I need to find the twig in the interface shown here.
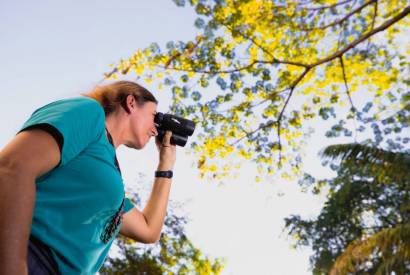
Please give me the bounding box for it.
[160,57,308,75]
[158,60,259,75]
[276,68,311,166]
[303,0,376,31]
[229,68,311,166]
[219,87,290,114]
[164,37,204,69]
[339,56,358,142]
[336,0,359,50]
[366,0,378,51]
[311,5,410,67]
[223,23,275,60]
[339,56,356,113]
[304,0,354,11]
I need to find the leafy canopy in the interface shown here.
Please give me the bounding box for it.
[106,0,410,181]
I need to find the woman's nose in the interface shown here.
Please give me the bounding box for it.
[152,126,158,137]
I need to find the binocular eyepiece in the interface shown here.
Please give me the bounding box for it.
[154,112,196,147]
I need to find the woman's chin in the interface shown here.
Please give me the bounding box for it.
[135,139,146,149]
[125,141,141,150]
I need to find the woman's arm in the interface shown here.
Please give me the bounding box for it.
[119,176,172,243]
[119,131,176,243]
[0,129,60,275]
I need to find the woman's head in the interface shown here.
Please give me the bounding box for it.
[84,81,159,149]
[83,81,158,116]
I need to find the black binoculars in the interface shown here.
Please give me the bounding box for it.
[154,112,196,147]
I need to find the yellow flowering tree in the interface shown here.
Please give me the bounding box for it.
[106,0,409,180]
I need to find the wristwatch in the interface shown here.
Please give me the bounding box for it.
[155,170,173,179]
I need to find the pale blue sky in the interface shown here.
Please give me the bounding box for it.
[0,1,341,274]
[0,0,198,133]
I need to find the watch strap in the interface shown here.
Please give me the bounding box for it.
[155,170,173,179]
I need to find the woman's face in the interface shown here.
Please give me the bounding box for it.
[127,101,158,149]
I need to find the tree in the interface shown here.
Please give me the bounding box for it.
[101,193,225,275]
[285,142,410,274]
[331,223,410,275]
[104,0,410,181]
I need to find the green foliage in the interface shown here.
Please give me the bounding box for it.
[100,194,225,275]
[321,143,410,182]
[331,223,410,275]
[285,142,410,274]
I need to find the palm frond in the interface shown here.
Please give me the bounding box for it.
[330,223,410,275]
[321,143,409,165]
[320,143,410,181]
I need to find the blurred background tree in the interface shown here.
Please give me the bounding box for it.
[284,91,409,274]
[285,94,410,273]
[286,143,410,273]
[101,192,225,275]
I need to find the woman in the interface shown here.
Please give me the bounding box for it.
[0,81,176,274]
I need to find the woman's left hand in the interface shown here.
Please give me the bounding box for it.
[155,131,176,171]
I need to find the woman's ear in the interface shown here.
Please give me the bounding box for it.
[121,94,134,114]
[128,94,135,107]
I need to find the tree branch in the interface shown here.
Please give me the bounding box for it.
[161,5,409,77]
[159,60,259,74]
[164,37,204,69]
[223,23,275,60]
[366,0,378,51]
[160,58,309,74]
[266,58,309,68]
[311,5,410,67]
[339,56,355,113]
[104,67,119,79]
[229,68,311,166]
[304,0,354,11]
[276,68,311,166]
[370,1,378,34]
[336,0,359,50]
[303,0,376,31]
[339,56,359,142]
[219,86,290,114]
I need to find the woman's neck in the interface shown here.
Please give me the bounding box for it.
[105,113,125,149]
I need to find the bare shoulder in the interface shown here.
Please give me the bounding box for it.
[0,128,61,179]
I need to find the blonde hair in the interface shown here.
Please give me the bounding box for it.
[83,81,158,116]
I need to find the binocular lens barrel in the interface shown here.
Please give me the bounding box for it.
[154,112,196,147]
[157,129,188,147]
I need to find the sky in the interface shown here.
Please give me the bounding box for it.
[0,1,344,274]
